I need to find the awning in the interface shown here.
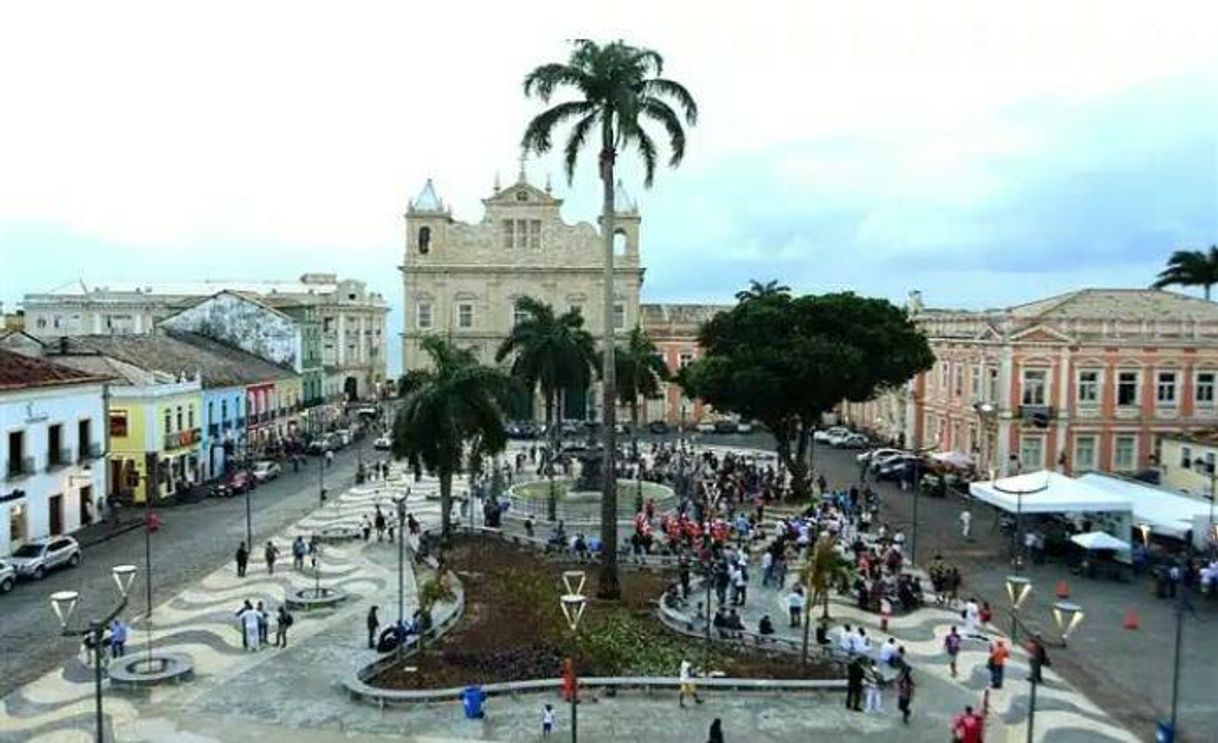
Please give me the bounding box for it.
[932,451,974,468]
[1078,472,1215,541]
[1070,531,1131,551]
[968,471,1132,514]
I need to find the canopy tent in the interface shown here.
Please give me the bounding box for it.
[1070,531,1131,551]
[1078,473,1215,544]
[932,451,974,469]
[969,471,1133,514]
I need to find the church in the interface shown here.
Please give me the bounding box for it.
[400,167,721,424]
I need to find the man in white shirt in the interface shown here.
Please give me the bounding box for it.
[838,624,856,655]
[960,509,973,541]
[879,637,898,666]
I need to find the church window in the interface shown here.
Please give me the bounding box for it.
[516,190,528,201]
[529,220,541,249]
[502,220,514,249]
[613,303,626,330]
[457,303,474,329]
[418,226,431,254]
[416,302,433,330]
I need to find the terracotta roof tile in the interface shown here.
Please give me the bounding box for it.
[0,349,109,391]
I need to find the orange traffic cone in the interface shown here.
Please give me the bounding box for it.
[1123,609,1139,630]
[1055,580,1070,598]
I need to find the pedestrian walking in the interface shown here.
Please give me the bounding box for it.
[707,718,724,743]
[944,626,962,677]
[863,660,883,714]
[1026,633,1049,683]
[845,656,864,712]
[541,703,556,738]
[951,705,984,743]
[109,619,128,658]
[274,605,293,647]
[235,541,249,577]
[264,541,280,574]
[325,449,334,468]
[366,605,379,649]
[896,668,914,724]
[256,601,269,646]
[678,658,702,707]
[960,508,973,541]
[374,505,386,542]
[236,601,260,652]
[988,639,1008,689]
[361,514,372,542]
[292,535,306,570]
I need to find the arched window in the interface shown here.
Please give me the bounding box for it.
[418,226,431,254]
[614,229,628,256]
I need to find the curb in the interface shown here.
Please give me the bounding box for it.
[77,520,144,548]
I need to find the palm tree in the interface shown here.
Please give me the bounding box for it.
[522,39,697,599]
[1152,246,1218,300]
[392,336,512,537]
[496,296,596,521]
[734,279,791,302]
[799,534,855,664]
[613,326,670,427]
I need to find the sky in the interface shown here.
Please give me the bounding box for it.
[1,0,1215,375]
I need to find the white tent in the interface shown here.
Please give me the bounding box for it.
[1078,473,1215,543]
[1070,531,1131,551]
[932,451,974,468]
[969,471,1133,514]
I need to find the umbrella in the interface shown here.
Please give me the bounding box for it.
[1070,531,1130,551]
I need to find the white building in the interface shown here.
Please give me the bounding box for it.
[21,273,389,399]
[0,350,108,557]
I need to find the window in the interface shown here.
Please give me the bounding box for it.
[457,303,474,329]
[502,219,514,249]
[1197,372,1215,405]
[613,303,626,330]
[1077,370,1100,405]
[36,318,46,329]
[416,302,432,330]
[110,412,128,438]
[418,226,431,254]
[970,365,981,399]
[221,399,229,421]
[529,220,541,249]
[1114,435,1137,470]
[1074,435,1097,472]
[188,406,195,429]
[1021,369,1047,406]
[568,304,583,318]
[164,410,172,436]
[1019,436,1044,470]
[987,367,999,402]
[1117,371,1139,406]
[1181,445,1192,468]
[1156,371,1177,405]
[954,364,963,397]
[678,352,694,368]
[176,406,183,431]
[48,424,63,465]
[7,431,25,477]
[78,419,91,459]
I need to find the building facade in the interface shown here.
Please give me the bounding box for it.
[401,173,643,420]
[844,289,1218,478]
[0,350,108,557]
[21,274,387,399]
[639,303,729,425]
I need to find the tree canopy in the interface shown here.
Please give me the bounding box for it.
[680,284,933,495]
[611,326,670,424]
[1152,246,1218,300]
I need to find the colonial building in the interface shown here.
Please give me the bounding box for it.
[844,289,1218,478]
[0,350,108,557]
[401,172,643,420]
[20,273,388,399]
[639,303,730,425]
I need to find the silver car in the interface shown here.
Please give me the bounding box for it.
[8,536,82,580]
[0,560,15,593]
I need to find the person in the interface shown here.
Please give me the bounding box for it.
[963,598,980,637]
[366,605,380,649]
[979,601,993,626]
[952,705,983,743]
[863,659,883,714]
[235,541,249,578]
[707,718,724,743]
[256,601,269,646]
[236,601,261,652]
[325,449,334,468]
[541,703,556,738]
[845,656,864,711]
[758,614,775,638]
[896,667,914,724]
[787,586,805,628]
[109,619,127,658]
[264,541,279,574]
[1026,633,1049,683]
[275,605,293,648]
[292,535,306,570]
[944,626,962,678]
[361,514,372,542]
[879,637,898,666]
[678,658,702,707]
[374,505,387,542]
[838,624,856,656]
[960,509,973,541]
[988,639,1008,689]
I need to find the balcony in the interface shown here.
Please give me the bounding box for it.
[77,442,103,463]
[5,457,36,481]
[47,448,74,471]
[1019,404,1055,428]
[164,428,202,450]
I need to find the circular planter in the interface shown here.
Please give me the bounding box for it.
[108,652,194,688]
[317,525,362,543]
[285,586,349,611]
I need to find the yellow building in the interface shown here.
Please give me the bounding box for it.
[1157,432,1218,501]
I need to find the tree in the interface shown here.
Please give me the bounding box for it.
[496,296,596,521]
[1152,246,1218,300]
[680,285,934,498]
[522,39,697,599]
[612,326,670,426]
[392,336,512,537]
[799,534,854,663]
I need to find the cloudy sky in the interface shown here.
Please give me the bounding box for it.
[1,1,1214,374]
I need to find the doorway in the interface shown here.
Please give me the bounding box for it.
[344,376,359,402]
[9,503,27,545]
[79,486,93,525]
[49,494,63,535]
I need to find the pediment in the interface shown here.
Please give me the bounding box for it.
[1010,323,1074,344]
[972,323,1004,341]
[484,181,561,207]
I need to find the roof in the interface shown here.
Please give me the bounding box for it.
[1006,289,1218,321]
[0,348,110,391]
[27,276,382,304]
[1078,472,1215,539]
[968,471,1132,514]
[615,179,638,214]
[51,333,296,388]
[411,178,445,212]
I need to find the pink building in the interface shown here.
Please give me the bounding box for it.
[844,289,1218,477]
[639,303,731,426]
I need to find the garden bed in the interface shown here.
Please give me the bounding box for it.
[372,536,837,690]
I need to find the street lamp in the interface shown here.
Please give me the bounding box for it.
[50,564,138,742]
[394,489,410,632]
[991,469,1050,574]
[559,570,588,743]
[908,437,940,566]
[1004,575,1032,642]
[1023,599,1085,743]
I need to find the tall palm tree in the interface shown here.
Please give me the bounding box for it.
[522,39,697,599]
[392,336,512,537]
[1152,246,1218,300]
[496,296,596,521]
[799,534,855,664]
[613,326,670,427]
[734,279,791,302]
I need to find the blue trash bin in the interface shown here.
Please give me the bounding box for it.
[1154,722,1173,743]
[462,686,485,719]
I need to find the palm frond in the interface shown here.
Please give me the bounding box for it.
[523,63,591,102]
[522,100,596,155]
[563,111,599,184]
[640,78,697,124]
[640,96,686,167]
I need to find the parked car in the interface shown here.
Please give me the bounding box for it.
[647,420,670,435]
[875,455,926,482]
[735,421,754,434]
[305,437,332,455]
[8,537,81,580]
[615,423,632,436]
[858,447,904,464]
[834,433,871,449]
[714,419,739,434]
[814,426,850,443]
[251,460,282,483]
[0,560,15,593]
[695,421,717,434]
[227,469,255,494]
[333,429,353,447]
[374,435,392,451]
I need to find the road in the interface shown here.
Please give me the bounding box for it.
[0,439,385,697]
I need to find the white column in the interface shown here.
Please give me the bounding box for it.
[1056,346,1071,471]
[337,313,346,365]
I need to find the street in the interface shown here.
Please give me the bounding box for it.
[0,440,382,697]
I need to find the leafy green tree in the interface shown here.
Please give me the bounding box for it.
[612,326,670,426]
[522,39,697,599]
[1152,246,1218,300]
[680,284,934,498]
[496,296,596,521]
[392,336,513,537]
[799,534,855,663]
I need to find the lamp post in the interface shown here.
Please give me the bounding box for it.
[1022,600,1085,743]
[991,470,1050,574]
[908,438,940,567]
[50,564,138,742]
[559,570,588,743]
[1004,574,1032,642]
[394,490,410,629]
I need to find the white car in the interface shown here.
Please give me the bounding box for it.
[858,447,903,464]
[814,426,850,443]
[736,421,754,434]
[0,560,15,593]
[870,450,909,471]
[695,421,717,434]
[8,537,81,580]
[373,435,392,451]
[836,433,870,449]
[251,460,282,483]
